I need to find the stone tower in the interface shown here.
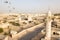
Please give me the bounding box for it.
[45,10,52,40]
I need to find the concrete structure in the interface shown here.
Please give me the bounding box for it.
[45,11,52,40]
[12,23,45,40]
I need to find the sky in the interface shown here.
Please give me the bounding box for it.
[0,0,60,13]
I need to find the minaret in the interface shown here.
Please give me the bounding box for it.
[45,10,52,40]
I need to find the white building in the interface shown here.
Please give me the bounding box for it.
[45,10,52,40]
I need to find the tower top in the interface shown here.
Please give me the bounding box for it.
[48,10,52,16]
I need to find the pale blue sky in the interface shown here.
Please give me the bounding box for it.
[0,0,60,13]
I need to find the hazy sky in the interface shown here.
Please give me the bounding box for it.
[0,0,60,13]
